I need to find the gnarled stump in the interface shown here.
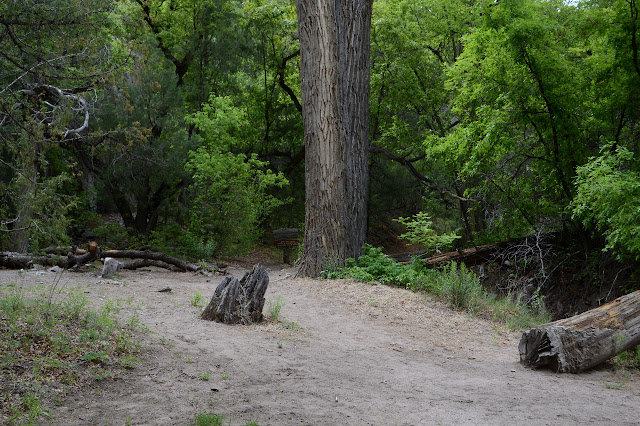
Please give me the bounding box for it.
[519,290,640,373]
[201,265,269,324]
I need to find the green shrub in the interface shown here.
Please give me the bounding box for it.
[185,96,289,256]
[395,212,460,253]
[267,296,285,322]
[193,411,225,426]
[573,145,640,259]
[321,245,551,330]
[321,244,423,287]
[435,262,484,310]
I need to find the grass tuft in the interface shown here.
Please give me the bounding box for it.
[0,282,146,424]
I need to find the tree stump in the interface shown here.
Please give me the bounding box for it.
[201,264,269,324]
[519,290,640,372]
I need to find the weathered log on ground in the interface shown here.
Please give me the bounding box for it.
[2,247,212,275]
[0,251,70,269]
[519,290,640,373]
[66,250,99,269]
[423,240,517,268]
[201,264,269,324]
[119,258,182,272]
[40,246,74,255]
[102,250,203,273]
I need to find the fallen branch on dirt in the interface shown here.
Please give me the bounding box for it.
[201,264,269,324]
[119,258,182,272]
[101,250,204,273]
[0,251,68,269]
[519,290,640,373]
[0,247,213,276]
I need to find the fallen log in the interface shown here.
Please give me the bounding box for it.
[201,264,269,324]
[1,247,212,275]
[519,290,640,373]
[102,249,202,273]
[119,258,182,272]
[0,251,69,269]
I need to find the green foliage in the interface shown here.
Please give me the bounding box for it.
[420,0,640,249]
[615,347,640,371]
[321,245,423,287]
[0,0,122,251]
[186,95,289,256]
[193,411,225,426]
[323,246,551,329]
[267,296,286,322]
[434,262,484,311]
[395,212,460,253]
[191,291,206,307]
[484,292,552,331]
[573,146,640,259]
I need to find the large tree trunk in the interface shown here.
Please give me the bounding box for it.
[295,0,373,277]
[519,290,640,373]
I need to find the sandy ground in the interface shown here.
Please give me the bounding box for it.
[2,264,639,426]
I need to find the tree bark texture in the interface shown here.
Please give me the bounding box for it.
[295,0,373,277]
[519,290,640,373]
[201,265,269,324]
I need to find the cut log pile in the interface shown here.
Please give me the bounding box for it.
[519,290,640,373]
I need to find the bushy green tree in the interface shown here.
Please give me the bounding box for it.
[395,212,460,254]
[186,96,289,255]
[369,0,479,243]
[573,146,640,259]
[425,0,640,249]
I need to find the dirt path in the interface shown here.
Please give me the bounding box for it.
[3,265,639,425]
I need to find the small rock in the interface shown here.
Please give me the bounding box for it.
[99,257,122,278]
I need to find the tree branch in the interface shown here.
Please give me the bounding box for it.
[277,49,302,112]
[370,144,475,202]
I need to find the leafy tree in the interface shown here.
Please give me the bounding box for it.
[573,146,640,259]
[0,0,120,251]
[426,0,640,246]
[395,212,460,254]
[185,96,289,255]
[369,0,478,243]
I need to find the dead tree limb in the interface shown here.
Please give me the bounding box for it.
[101,249,203,273]
[0,251,69,269]
[519,290,640,372]
[119,258,182,272]
[201,265,269,324]
[1,247,212,275]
